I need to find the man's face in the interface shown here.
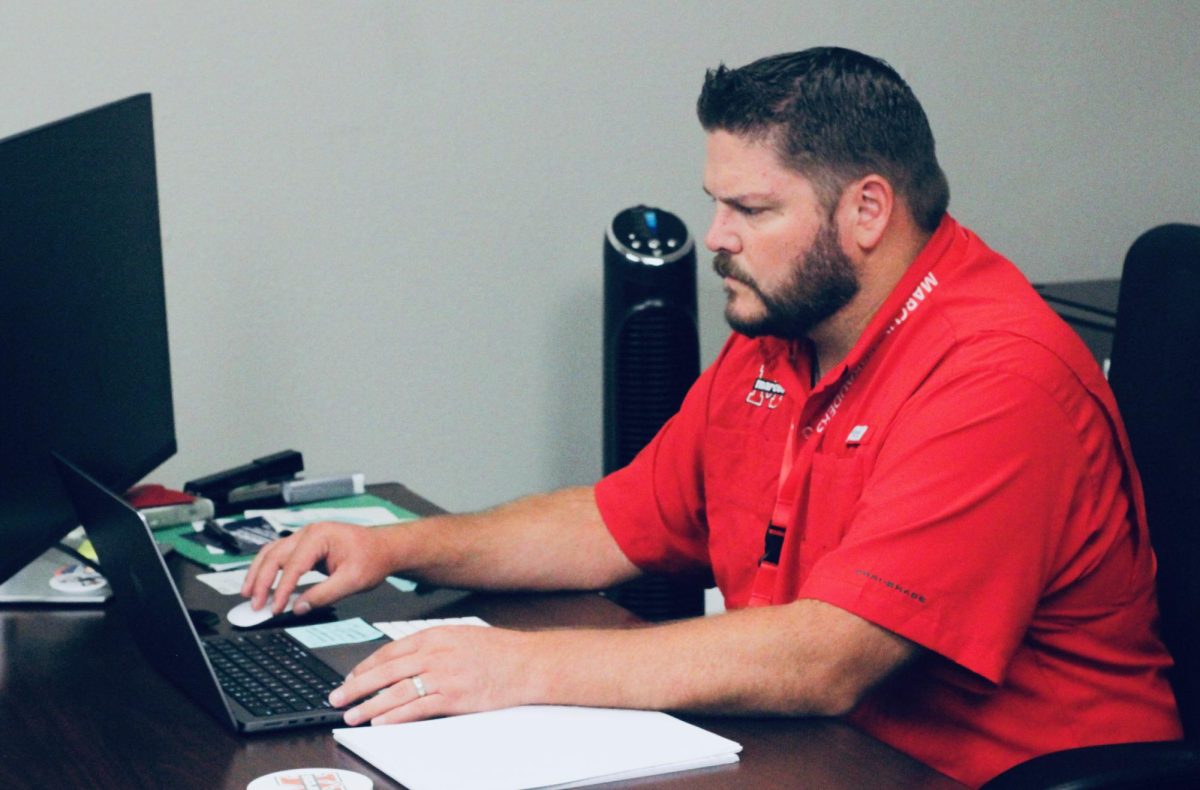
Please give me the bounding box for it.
[703,130,859,340]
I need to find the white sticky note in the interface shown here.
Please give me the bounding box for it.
[195,568,327,596]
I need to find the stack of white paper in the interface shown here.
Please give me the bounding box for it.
[332,705,742,790]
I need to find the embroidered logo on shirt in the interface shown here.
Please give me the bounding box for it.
[846,425,869,445]
[746,366,785,409]
[855,569,927,604]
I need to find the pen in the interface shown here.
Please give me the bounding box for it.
[201,518,244,554]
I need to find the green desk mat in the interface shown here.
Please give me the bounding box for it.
[157,493,418,570]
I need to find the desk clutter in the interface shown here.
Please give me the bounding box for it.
[117,449,386,572]
[152,495,413,571]
[56,450,744,788]
[5,479,943,788]
[133,449,365,523]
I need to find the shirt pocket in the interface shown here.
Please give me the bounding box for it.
[702,424,785,601]
[794,451,867,577]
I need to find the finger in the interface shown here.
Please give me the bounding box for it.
[241,541,272,597]
[292,571,363,614]
[331,646,423,707]
[348,635,421,680]
[244,540,292,609]
[369,694,445,725]
[344,675,438,726]
[271,534,332,612]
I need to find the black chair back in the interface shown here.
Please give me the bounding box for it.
[1108,223,1200,736]
[981,224,1200,789]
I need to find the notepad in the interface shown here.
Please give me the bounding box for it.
[332,704,741,789]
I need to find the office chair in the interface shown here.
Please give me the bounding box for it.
[982,224,1200,789]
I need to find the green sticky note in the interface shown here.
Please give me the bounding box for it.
[285,617,385,649]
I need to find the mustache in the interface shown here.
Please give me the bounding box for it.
[713,252,754,288]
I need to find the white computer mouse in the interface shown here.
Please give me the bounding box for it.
[227,593,301,628]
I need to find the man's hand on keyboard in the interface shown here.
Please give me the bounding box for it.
[241,521,395,616]
[328,623,538,726]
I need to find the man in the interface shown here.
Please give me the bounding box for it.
[244,47,1181,786]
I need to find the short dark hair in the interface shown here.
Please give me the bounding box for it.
[697,47,949,232]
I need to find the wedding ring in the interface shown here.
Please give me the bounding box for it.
[411,674,428,698]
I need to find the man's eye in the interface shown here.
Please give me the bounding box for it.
[735,205,764,216]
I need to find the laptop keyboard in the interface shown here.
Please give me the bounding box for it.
[205,632,342,718]
[205,618,488,719]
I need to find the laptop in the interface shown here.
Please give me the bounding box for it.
[53,454,352,732]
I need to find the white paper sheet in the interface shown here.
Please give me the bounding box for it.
[332,705,741,790]
[194,568,327,595]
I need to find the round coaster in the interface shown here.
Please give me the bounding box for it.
[48,563,108,594]
[246,768,372,790]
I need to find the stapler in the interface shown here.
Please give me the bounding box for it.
[184,450,305,516]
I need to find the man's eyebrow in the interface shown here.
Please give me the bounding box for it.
[702,186,774,204]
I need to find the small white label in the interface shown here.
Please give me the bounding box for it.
[247,768,372,790]
[846,425,869,444]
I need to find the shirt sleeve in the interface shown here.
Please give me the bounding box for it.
[798,362,1103,685]
[593,339,743,582]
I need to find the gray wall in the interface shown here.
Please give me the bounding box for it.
[3,1,1198,512]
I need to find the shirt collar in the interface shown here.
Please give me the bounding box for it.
[751,213,964,392]
[824,213,962,381]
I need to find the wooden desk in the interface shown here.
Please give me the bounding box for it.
[0,483,964,789]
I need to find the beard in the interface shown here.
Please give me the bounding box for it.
[713,220,859,340]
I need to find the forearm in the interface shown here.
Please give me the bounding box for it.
[383,485,641,592]
[524,598,918,717]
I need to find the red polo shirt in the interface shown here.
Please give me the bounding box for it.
[594,215,1181,787]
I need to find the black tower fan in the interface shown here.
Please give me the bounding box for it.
[603,205,704,620]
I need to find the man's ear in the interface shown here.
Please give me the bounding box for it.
[838,174,893,252]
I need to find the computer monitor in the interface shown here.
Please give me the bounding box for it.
[0,94,176,585]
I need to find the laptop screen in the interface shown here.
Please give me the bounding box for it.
[52,455,234,728]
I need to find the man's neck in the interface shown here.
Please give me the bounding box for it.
[809,226,933,380]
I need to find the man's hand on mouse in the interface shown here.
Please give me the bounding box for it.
[241,521,395,616]
[227,592,300,628]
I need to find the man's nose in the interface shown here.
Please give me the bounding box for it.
[704,205,739,254]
